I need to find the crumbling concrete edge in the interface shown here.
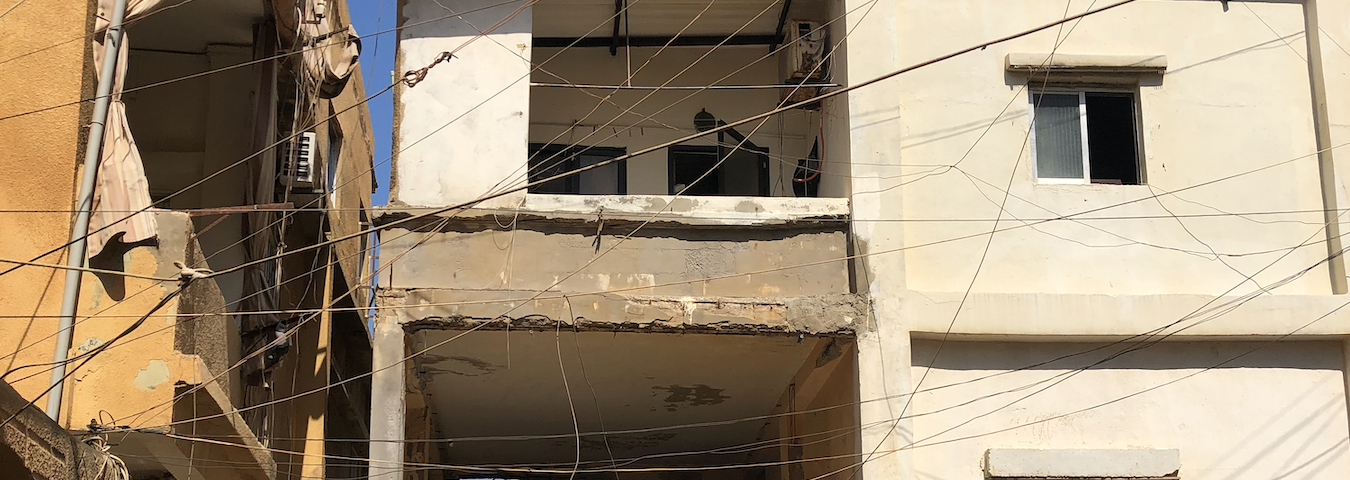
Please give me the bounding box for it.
[0,381,117,480]
[390,291,870,336]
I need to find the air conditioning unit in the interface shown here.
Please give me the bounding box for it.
[279,131,316,187]
[785,20,825,80]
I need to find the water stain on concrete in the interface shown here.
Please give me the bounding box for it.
[419,354,499,377]
[653,384,730,411]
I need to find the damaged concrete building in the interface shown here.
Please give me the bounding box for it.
[0,0,375,478]
[380,0,1350,479]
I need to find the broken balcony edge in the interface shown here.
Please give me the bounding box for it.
[384,290,870,336]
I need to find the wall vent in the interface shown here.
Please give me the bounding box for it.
[279,131,317,187]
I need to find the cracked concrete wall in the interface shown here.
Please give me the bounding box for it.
[378,217,850,298]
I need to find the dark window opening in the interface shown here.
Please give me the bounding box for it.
[1085,92,1140,185]
[668,143,770,196]
[1032,90,1142,185]
[527,144,627,195]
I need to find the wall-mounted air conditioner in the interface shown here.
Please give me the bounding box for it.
[279,131,317,187]
[786,20,825,80]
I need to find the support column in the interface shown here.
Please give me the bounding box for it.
[299,247,336,479]
[369,314,407,479]
[1303,0,1347,294]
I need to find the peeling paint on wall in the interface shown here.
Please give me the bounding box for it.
[133,359,170,391]
[76,337,103,354]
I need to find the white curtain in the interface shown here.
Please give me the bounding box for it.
[87,0,164,257]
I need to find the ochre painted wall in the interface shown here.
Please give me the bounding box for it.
[0,0,98,413]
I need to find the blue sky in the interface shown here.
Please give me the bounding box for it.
[349,1,396,206]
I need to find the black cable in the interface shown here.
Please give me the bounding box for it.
[0,277,192,429]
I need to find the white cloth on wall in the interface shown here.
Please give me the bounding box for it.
[86,0,163,257]
[274,0,361,98]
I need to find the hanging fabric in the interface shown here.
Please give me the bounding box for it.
[273,0,362,99]
[86,0,165,257]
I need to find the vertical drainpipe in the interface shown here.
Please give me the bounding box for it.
[1304,0,1346,294]
[45,0,131,421]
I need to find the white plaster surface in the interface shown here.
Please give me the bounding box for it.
[395,0,532,208]
[524,193,849,224]
[984,448,1180,478]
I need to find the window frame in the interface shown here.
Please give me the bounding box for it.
[1028,86,1144,185]
[667,143,771,196]
[527,143,628,195]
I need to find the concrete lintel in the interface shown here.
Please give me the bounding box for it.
[369,315,406,480]
[1005,53,1168,73]
[382,289,867,335]
[985,448,1180,478]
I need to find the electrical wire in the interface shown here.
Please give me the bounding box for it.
[0,0,530,123]
[106,0,644,429]
[120,0,1161,436]
[2,206,1341,223]
[0,277,197,429]
[0,0,658,400]
[191,0,1146,288]
[103,230,1350,476]
[0,0,550,285]
[0,0,25,20]
[31,0,1350,469]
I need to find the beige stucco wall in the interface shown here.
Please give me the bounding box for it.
[846,2,1350,480]
[909,340,1350,479]
[0,4,253,430]
[889,0,1326,296]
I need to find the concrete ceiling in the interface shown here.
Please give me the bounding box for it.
[413,330,824,469]
[532,0,799,38]
[127,0,265,52]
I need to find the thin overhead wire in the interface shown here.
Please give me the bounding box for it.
[103,0,655,431]
[2,206,1339,224]
[29,9,1350,477]
[0,0,530,123]
[0,0,548,283]
[125,0,1234,435]
[196,0,1147,286]
[0,0,26,20]
[112,229,1350,476]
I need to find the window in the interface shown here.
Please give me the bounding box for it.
[1031,90,1142,185]
[668,145,770,196]
[528,144,627,195]
[326,122,343,205]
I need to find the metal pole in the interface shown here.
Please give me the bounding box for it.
[46,0,130,421]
